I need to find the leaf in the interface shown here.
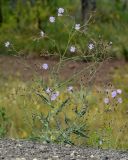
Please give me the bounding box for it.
[64,114,71,125]
[73,129,88,138]
[55,98,70,115]
[36,92,54,108]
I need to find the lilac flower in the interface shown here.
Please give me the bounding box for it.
[51,93,57,101]
[46,87,51,94]
[67,86,73,92]
[88,43,94,50]
[75,24,80,30]
[41,63,48,70]
[49,16,55,23]
[117,89,122,94]
[50,91,59,101]
[70,46,76,53]
[118,97,122,104]
[111,91,117,98]
[5,41,10,48]
[104,98,109,104]
[55,91,59,97]
[58,7,64,16]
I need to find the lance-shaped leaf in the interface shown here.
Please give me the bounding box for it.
[55,98,70,115]
[36,92,54,108]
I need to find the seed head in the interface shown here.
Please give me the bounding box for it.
[75,24,80,30]
[88,43,94,50]
[5,41,10,48]
[40,31,45,37]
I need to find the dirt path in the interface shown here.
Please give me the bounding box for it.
[0,55,126,85]
[0,139,127,160]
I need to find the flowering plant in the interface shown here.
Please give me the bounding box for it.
[4,7,112,146]
[27,7,112,145]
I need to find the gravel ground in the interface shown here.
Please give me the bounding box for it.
[0,139,127,160]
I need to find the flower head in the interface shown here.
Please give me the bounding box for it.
[118,97,122,104]
[75,24,80,30]
[117,89,122,94]
[88,43,94,50]
[46,87,52,94]
[49,16,55,23]
[58,7,64,16]
[67,86,73,92]
[40,31,44,37]
[5,41,10,48]
[111,90,117,98]
[50,91,59,101]
[104,98,109,104]
[70,46,76,53]
[41,63,48,70]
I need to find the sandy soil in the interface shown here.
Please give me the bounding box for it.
[0,55,126,86]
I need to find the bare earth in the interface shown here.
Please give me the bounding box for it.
[0,55,126,85]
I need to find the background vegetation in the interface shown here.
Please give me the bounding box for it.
[0,0,128,59]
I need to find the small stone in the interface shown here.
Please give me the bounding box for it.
[53,155,59,159]
[70,150,77,157]
[90,154,94,158]
[103,156,109,160]
[77,154,80,156]
[15,158,26,160]
[17,144,22,147]
[65,144,71,147]
[43,141,47,144]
